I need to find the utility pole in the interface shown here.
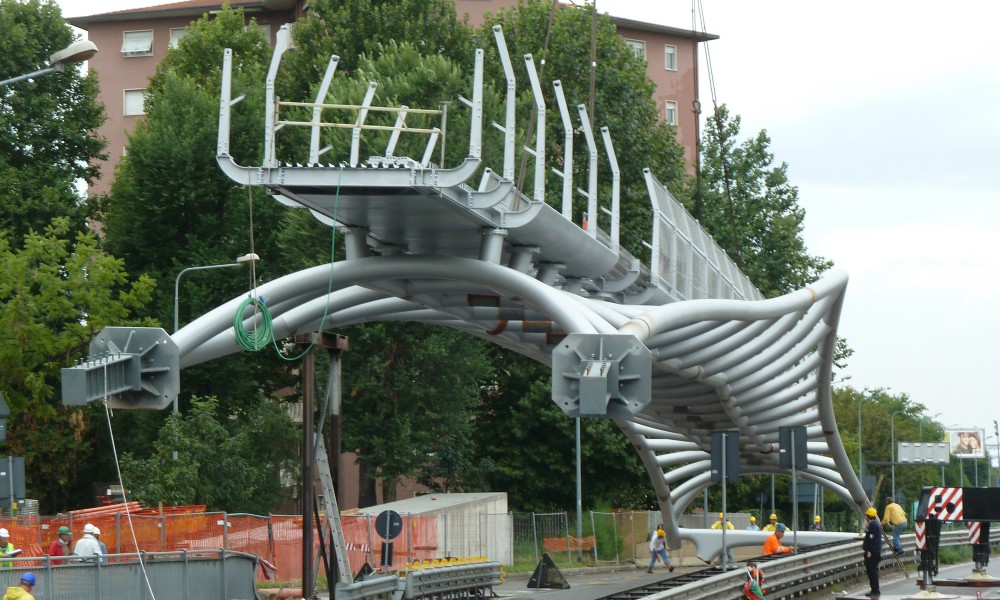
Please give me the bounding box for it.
[994,420,1000,487]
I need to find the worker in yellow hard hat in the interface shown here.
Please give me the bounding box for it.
[810,515,823,531]
[862,507,882,596]
[711,512,735,565]
[646,525,674,573]
[762,513,779,532]
[711,512,735,530]
[746,516,760,531]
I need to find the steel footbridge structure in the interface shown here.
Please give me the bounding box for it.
[64,23,868,564]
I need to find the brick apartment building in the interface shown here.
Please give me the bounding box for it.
[67,0,714,510]
[68,0,715,196]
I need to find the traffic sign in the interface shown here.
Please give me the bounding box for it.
[375,509,403,540]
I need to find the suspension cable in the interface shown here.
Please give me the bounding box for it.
[102,364,156,599]
[695,0,741,267]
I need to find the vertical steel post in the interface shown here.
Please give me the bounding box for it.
[791,428,798,552]
[721,434,728,571]
[300,338,315,599]
[531,513,538,565]
[575,417,582,561]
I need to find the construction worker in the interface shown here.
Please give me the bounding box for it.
[762,513,779,532]
[2,572,35,600]
[92,527,108,563]
[0,529,19,568]
[73,523,101,559]
[863,507,882,596]
[810,515,824,531]
[762,523,795,555]
[47,526,71,565]
[646,526,675,573]
[711,513,735,565]
[711,512,735,531]
[881,497,907,556]
[746,516,760,531]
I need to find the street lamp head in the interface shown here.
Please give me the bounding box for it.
[49,40,98,68]
[236,252,260,266]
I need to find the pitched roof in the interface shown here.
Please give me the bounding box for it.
[67,0,301,27]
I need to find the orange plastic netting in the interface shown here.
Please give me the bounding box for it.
[0,508,443,582]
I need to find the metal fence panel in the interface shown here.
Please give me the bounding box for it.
[0,551,258,600]
[532,512,571,567]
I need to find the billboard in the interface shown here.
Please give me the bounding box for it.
[947,429,986,458]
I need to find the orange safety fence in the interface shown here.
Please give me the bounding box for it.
[542,535,596,552]
[0,506,447,583]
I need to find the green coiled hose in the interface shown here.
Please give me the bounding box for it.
[233,296,274,352]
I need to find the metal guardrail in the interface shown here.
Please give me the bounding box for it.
[330,560,502,600]
[334,574,401,600]
[0,549,260,600]
[403,561,502,598]
[640,531,971,600]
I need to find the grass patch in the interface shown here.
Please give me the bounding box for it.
[937,545,972,565]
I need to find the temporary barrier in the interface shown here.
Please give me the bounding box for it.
[0,549,258,600]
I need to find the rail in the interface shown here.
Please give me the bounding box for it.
[634,530,971,600]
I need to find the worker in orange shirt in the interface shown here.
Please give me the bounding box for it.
[762,523,795,556]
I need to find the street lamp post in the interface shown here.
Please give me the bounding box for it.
[173,253,260,333]
[890,410,905,500]
[857,395,868,482]
[919,412,941,488]
[918,413,942,439]
[171,253,259,458]
[0,40,98,87]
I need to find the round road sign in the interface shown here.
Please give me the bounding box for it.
[375,509,403,540]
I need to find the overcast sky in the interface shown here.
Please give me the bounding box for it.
[57,0,1000,444]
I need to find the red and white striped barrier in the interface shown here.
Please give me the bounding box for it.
[926,487,964,520]
[968,522,981,544]
[915,522,926,550]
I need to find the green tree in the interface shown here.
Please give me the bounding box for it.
[120,395,299,513]
[341,323,494,506]
[283,0,472,98]
[698,105,831,298]
[0,0,106,241]
[472,350,652,511]
[101,6,291,415]
[271,5,504,506]
[0,218,154,511]
[476,0,688,260]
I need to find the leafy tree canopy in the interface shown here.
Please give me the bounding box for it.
[0,218,154,511]
[0,0,106,240]
[698,105,832,298]
[341,323,494,506]
[475,0,688,261]
[120,395,300,513]
[283,0,472,97]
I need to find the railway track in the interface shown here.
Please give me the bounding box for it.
[599,538,888,600]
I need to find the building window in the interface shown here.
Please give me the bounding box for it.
[121,30,153,57]
[665,100,678,125]
[169,27,188,48]
[124,89,146,116]
[247,23,272,44]
[624,38,646,61]
[664,44,677,71]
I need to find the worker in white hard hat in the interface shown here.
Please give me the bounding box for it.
[92,526,108,563]
[0,528,20,568]
[72,523,101,559]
